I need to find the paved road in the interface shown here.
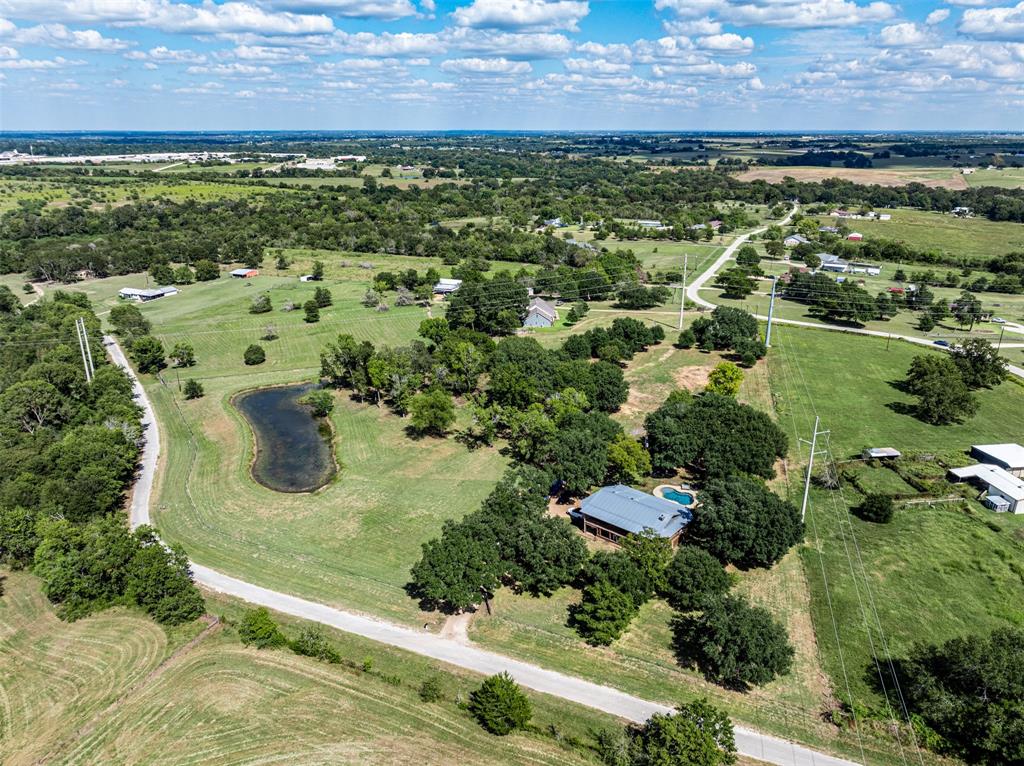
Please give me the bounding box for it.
[686,220,1024,381]
[104,334,860,766]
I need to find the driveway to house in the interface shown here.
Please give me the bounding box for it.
[104,332,862,766]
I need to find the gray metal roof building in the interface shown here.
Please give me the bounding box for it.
[579,484,692,544]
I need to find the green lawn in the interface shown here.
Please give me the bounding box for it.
[767,324,1024,712]
[817,208,1024,262]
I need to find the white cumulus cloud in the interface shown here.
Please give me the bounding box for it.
[959,2,1024,40]
[563,57,631,73]
[256,0,416,19]
[440,55,532,73]
[452,0,589,31]
[697,32,754,53]
[925,8,950,24]
[879,22,933,46]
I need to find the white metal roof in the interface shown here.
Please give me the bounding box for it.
[972,443,1024,470]
[950,464,1024,501]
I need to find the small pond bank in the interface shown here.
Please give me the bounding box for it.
[233,383,336,493]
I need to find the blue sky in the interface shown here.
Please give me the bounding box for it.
[0,0,1022,130]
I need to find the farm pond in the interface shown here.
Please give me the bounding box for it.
[234,383,336,493]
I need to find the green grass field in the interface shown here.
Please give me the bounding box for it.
[767,324,1024,713]
[0,570,622,766]
[963,167,1024,189]
[819,208,1024,262]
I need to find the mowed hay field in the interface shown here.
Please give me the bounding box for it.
[0,572,612,766]
[735,166,967,189]
[767,325,1024,708]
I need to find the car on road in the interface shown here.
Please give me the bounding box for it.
[993,317,1006,324]
[934,339,950,347]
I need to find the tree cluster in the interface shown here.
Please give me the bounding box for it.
[0,292,204,625]
[408,465,588,612]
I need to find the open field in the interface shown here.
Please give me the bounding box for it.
[811,208,1024,262]
[736,167,967,190]
[0,176,285,212]
[768,325,1024,710]
[963,166,1024,189]
[0,570,621,766]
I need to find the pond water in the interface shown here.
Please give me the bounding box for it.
[234,383,336,493]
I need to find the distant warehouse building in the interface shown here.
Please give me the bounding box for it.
[577,485,692,546]
[230,268,259,278]
[118,286,179,302]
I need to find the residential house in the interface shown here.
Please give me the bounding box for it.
[542,217,565,228]
[118,286,179,302]
[577,484,693,546]
[230,268,259,278]
[522,297,558,328]
[784,234,810,247]
[818,253,850,273]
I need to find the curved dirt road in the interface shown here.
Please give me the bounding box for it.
[104,334,861,766]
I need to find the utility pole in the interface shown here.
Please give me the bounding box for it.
[798,417,829,524]
[765,276,778,347]
[997,324,1006,352]
[678,252,688,330]
[75,318,95,383]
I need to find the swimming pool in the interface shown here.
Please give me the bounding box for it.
[662,489,695,506]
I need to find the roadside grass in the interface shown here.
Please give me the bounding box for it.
[0,570,612,766]
[768,324,1024,712]
[813,208,1024,262]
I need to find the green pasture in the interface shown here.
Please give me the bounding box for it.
[815,208,1024,261]
[768,324,1024,712]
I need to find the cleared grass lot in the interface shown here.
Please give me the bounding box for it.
[817,208,1024,262]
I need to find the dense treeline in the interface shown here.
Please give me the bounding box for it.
[0,287,203,625]
[4,155,1024,281]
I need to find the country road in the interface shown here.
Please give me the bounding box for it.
[104,333,861,766]
[686,215,1024,380]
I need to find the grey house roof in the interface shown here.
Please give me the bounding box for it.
[527,297,558,323]
[580,484,692,538]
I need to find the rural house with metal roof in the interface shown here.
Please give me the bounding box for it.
[577,485,692,546]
